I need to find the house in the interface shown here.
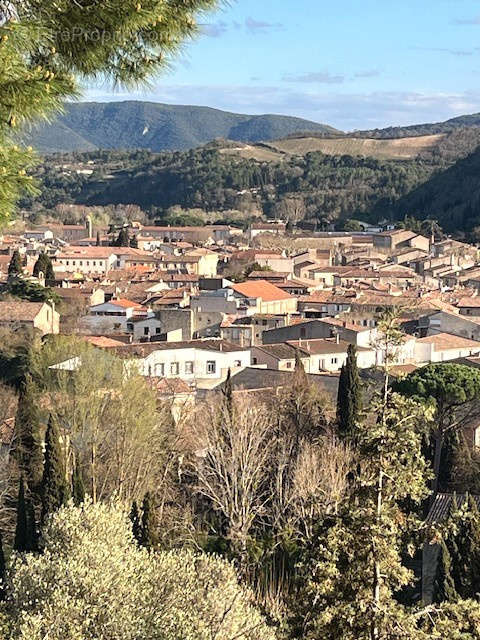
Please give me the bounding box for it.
[248,222,286,239]
[130,308,223,342]
[456,297,480,317]
[262,317,376,348]
[183,248,219,277]
[117,340,251,383]
[0,301,59,335]
[229,280,297,315]
[80,298,147,333]
[404,310,480,342]
[252,338,376,372]
[414,333,480,363]
[220,314,289,347]
[373,230,430,255]
[54,248,118,275]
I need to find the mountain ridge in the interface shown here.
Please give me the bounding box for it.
[20,101,341,153]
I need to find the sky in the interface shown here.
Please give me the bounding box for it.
[85,0,480,131]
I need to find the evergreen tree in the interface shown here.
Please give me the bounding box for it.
[129,234,138,248]
[41,415,67,522]
[96,231,101,246]
[0,531,6,602]
[115,228,130,247]
[14,476,29,552]
[72,457,85,506]
[291,389,433,639]
[336,344,361,441]
[13,378,43,493]
[222,368,234,421]
[433,538,458,603]
[140,492,157,549]
[130,501,142,544]
[448,495,480,600]
[8,249,23,277]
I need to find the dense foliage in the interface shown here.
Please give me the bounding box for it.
[21,126,480,233]
[3,500,275,640]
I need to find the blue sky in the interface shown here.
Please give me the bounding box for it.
[86,0,480,130]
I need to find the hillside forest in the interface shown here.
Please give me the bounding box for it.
[19,126,480,238]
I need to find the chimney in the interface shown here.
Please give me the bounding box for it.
[336,332,340,344]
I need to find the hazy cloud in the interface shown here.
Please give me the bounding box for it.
[452,15,480,25]
[354,70,381,78]
[201,21,228,38]
[414,45,475,56]
[245,17,284,34]
[283,71,345,84]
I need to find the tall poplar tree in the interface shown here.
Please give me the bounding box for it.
[336,344,361,441]
[41,415,67,522]
[13,378,43,493]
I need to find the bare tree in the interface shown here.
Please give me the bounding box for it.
[188,398,275,554]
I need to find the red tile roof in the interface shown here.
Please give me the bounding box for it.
[230,280,292,302]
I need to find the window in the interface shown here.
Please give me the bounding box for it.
[144,327,150,336]
[331,357,338,364]
[127,323,134,331]
[155,363,165,377]
[170,362,179,375]
[252,357,258,365]
[206,361,216,374]
[286,362,292,369]
[262,320,267,326]
[155,327,161,334]
[185,361,194,374]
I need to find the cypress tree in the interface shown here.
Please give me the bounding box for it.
[13,378,43,493]
[8,249,22,277]
[96,230,101,246]
[41,416,67,522]
[130,501,142,544]
[433,538,458,603]
[222,368,234,421]
[115,228,130,247]
[33,252,47,278]
[129,234,138,248]
[140,492,157,549]
[0,532,6,602]
[72,457,85,506]
[14,476,29,552]
[336,344,361,441]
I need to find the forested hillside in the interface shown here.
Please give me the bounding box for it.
[20,101,340,153]
[21,126,480,234]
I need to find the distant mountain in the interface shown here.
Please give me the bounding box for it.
[20,101,341,153]
[356,113,480,139]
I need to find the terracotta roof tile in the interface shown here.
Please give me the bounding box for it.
[230,280,292,302]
